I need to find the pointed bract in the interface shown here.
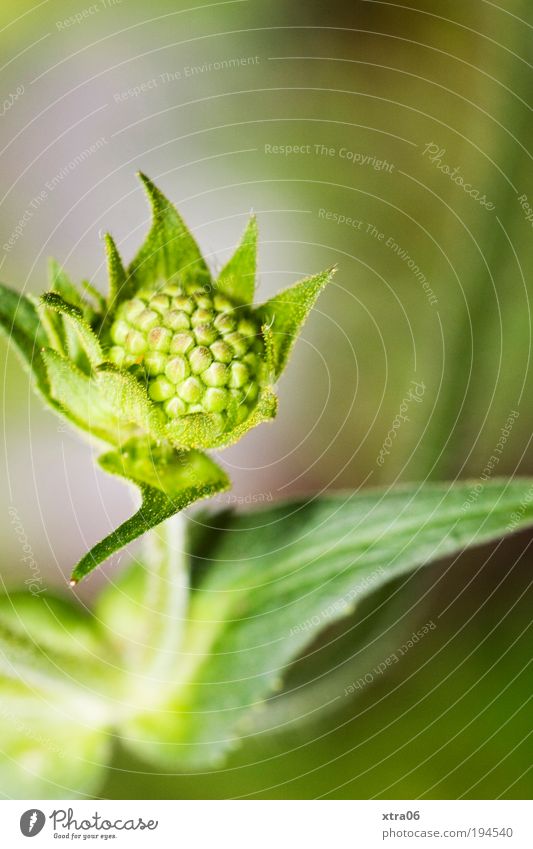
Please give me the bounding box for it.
[128,173,211,292]
[255,267,335,380]
[105,233,135,312]
[216,215,258,305]
[48,258,83,308]
[41,292,104,368]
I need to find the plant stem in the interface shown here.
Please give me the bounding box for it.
[138,510,190,686]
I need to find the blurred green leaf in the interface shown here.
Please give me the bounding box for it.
[122,478,533,768]
[0,281,49,397]
[0,706,112,800]
[0,593,118,700]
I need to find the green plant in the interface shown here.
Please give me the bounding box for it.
[1,175,533,798]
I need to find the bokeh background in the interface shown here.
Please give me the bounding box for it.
[1,0,532,798]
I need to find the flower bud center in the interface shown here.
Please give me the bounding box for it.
[109,284,264,430]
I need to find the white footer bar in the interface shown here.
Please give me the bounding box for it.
[2,799,531,848]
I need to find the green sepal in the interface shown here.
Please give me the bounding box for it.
[70,440,230,582]
[41,292,104,367]
[216,215,257,305]
[0,281,50,398]
[127,173,211,294]
[165,388,277,450]
[256,267,335,380]
[41,349,126,444]
[95,363,166,442]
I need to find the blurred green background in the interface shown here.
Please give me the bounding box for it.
[0,0,531,798]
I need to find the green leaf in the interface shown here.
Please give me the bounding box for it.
[0,705,112,800]
[41,350,126,444]
[121,478,533,768]
[0,281,50,397]
[216,215,257,305]
[71,440,230,583]
[41,292,103,367]
[0,593,119,799]
[127,173,211,293]
[255,267,335,380]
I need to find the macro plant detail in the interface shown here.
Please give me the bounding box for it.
[1,175,533,799]
[1,173,333,584]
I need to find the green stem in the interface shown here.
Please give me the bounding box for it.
[137,510,190,686]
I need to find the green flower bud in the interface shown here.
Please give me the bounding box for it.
[165,356,190,384]
[178,376,204,404]
[147,326,172,352]
[228,361,249,389]
[210,340,233,363]
[134,309,158,332]
[110,319,130,346]
[194,323,218,345]
[203,362,229,387]
[170,332,195,354]
[149,376,174,402]
[108,283,264,430]
[204,387,229,413]
[144,352,167,375]
[189,345,213,374]
[165,310,191,331]
[125,330,147,356]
